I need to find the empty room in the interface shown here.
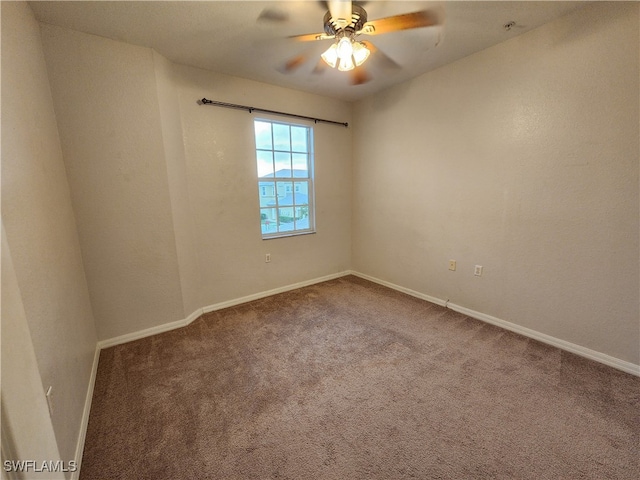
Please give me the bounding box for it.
[2,1,638,479]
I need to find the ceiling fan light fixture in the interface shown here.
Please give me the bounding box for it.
[323,36,370,72]
[352,41,370,66]
[321,43,339,68]
[338,53,355,71]
[289,3,439,83]
[336,36,354,61]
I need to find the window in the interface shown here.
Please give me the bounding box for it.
[254,119,315,238]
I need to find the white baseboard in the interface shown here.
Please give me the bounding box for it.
[446,302,640,376]
[201,271,352,314]
[72,345,101,480]
[97,315,195,350]
[349,271,447,307]
[350,271,640,377]
[98,271,351,350]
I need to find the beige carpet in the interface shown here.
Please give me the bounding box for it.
[81,275,639,479]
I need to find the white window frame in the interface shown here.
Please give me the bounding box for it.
[254,118,315,239]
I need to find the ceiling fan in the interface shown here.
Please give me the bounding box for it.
[278,0,442,85]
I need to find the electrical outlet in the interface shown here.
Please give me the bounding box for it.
[449,260,456,271]
[474,265,483,276]
[265,253,271,263]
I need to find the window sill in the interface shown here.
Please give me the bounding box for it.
[262,230,316,240]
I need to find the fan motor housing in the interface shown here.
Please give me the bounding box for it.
[323,4,368,36]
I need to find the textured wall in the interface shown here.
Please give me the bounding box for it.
[172,64,352,309]
[1,1,98,466]
[38,23,352,341]
[1,226,65,479]
[39,24,186,340]
[153,51,202,318]
[352,2,639,364]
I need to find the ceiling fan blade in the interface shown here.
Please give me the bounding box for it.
[361,41,400,70]
[289,32,335,42]
[349,66,372,85]
[257,7,289,23]
[278,52,312,74]
[360,10,440,36]
[328,0,352,26]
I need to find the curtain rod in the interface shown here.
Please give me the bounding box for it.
[200,98,349,128]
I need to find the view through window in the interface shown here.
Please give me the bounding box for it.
[254,119,315,238]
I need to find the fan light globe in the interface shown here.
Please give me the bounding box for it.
[336,37,353,60]
[338,54,355,72]
[321,43,339,68]
[352,42,370,66]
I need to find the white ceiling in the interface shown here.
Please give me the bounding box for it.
[29,1,588,102]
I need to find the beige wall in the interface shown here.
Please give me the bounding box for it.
[153,52,202,318]
[1,1,98,468]
[38,23,352,340]
[1,226,65,479]
[39,23,186,340]
[352,2,639,364]
[173,64,352,309]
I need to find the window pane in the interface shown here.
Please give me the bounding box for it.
[254,121,272,149]
[292,153,308,174]
[278,182,294,206]
[273,123,290,151]
[295,206,309,219]
[261,208,277,234]
[278,208,295,232]
[274,152,291,176]
[256,150,274,178]
[291,126,308,153]
[293,181,309,204]
[294,206,310,230]
[258,182,275,207]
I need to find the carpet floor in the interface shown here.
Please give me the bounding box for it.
[80,275,639,479]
